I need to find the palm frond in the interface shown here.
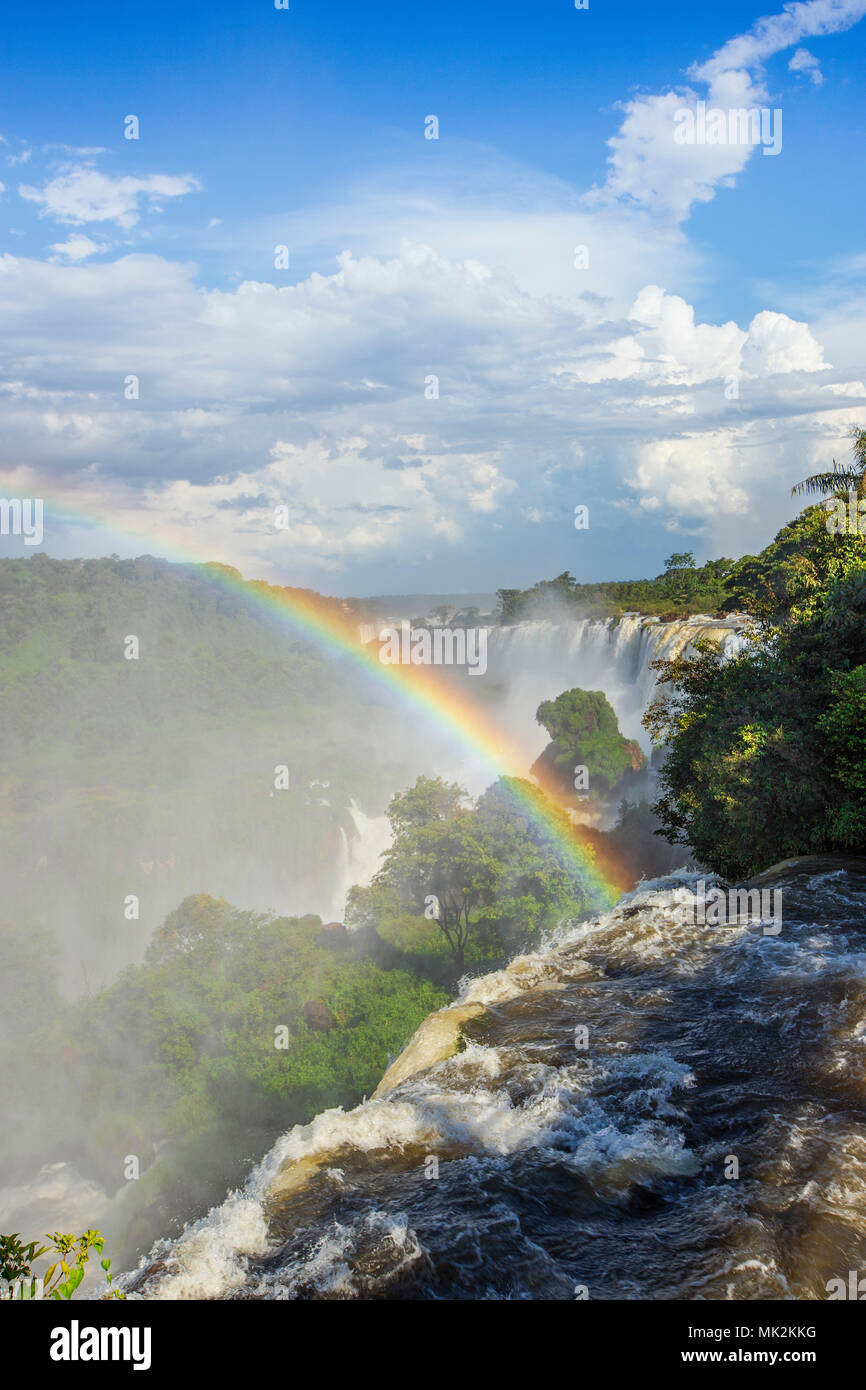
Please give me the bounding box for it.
[790,465,861,499]
[850,426,866,469]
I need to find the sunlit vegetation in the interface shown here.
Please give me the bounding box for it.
[347,774,599,972]
[0,1229,122,1300]
[496,553,738,622]
[645,504,866,878]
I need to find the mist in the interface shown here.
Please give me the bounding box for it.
[0,557,738,1273]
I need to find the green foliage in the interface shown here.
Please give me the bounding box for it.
[373,778,496,971]
[644,503,866,878]
[0,553,423,991]
[67,895,447,1163]
[817,665,866,843]
[533,688,646,796]
[0,1229,122,1300]
[722,505,864,624]
[370,775,596,970]
[2,893,447,1219]
[496,558,737,623]
[663,552,698,606]
[473,778,596,944]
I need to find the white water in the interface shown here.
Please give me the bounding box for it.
[123,861,866,1301]
[0,1162,113,1234]
[328,615,748,913]
[328,801,392,922]
[119,871,715,1300]
[484,613,749,759]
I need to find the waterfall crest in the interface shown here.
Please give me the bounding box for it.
[483,612,749,756]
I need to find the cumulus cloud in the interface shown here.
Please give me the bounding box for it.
[48,233,110,262]
[690,0,866,86]
[0,243,860,580]
[19,165,201,228]
[593,0,865,221]
[741,309,828,374]
[788,46,825,81]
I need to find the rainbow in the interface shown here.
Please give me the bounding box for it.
[214,566,621,903]
[30,501,623,908]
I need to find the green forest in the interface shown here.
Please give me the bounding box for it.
[6,485,866,1285]
[496,552,740,621]
[645,501,866,878]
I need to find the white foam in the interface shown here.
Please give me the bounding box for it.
[127,1190,270,1301]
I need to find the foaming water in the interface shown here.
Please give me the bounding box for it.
[0,1162,113,1233]
[485,613,749,759]
[123,859,866,1301]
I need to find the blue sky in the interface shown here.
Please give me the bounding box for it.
[2,0,866,593]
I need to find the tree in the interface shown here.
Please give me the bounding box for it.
[374,777,496,971]
[791,426,866,501]
[495,588,523,623]
[370,775,594,970]
[384,776,468,837]
[644,503,866,878]
[662,551,697,606]
[532,688,645,796]
[700,557,736,584]
[724,504,865,625]
[472,777,594,945]
[145,893,239,966]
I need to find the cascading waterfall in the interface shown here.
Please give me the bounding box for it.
[119,609,792,1302]
[328,802,392,923]
[483,613,749,758]
[123,858,866,1301]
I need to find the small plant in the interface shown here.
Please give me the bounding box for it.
[0,1229,124,1300]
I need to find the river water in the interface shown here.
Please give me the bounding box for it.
[124,857,866,1300]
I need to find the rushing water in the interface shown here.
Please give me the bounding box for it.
[483,613,750,759]
[124,857,866,1301]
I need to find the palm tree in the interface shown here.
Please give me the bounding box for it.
[791,426,866,501]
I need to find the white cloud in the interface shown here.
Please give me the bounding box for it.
[690,0,866,85]
[552,287,826,389]
[741,309,828,374]
[788,46,825,82]
[234,145,704,315]
[0,243,860,581]
[48,233,109,262]
[588,85,758,223]
[631,431,757,517]
[19,166,201,228]
[593,0,866,221]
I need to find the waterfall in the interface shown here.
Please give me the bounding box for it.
[328,801,392,923]
[484,612,749,756]
[124,859,866,1302]
[345,802,392,887]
